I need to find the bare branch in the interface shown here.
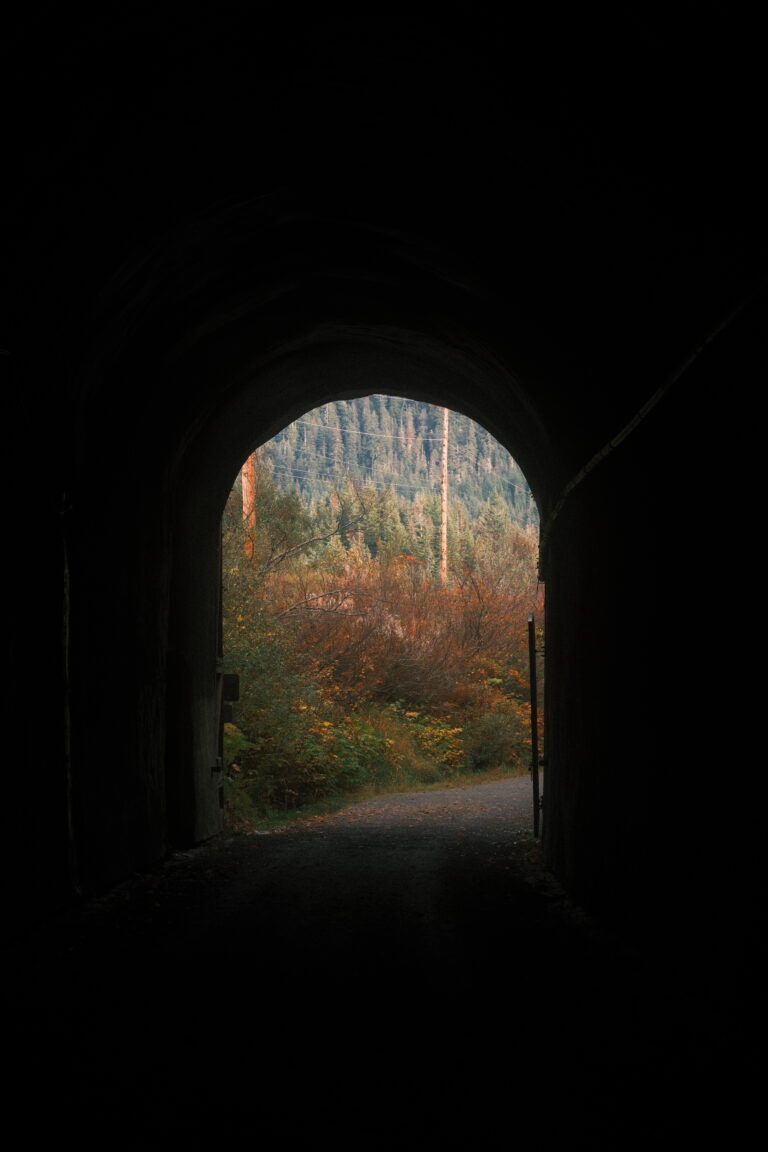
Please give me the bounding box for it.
[273,588,392,619]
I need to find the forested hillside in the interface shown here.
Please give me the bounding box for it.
[266,395,537,529]
[222,398,543,827]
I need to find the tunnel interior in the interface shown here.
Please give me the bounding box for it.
[4,4,767,964]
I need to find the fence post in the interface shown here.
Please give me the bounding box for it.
[528,613,540,837]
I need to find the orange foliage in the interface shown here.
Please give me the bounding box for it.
[264,539,540,709]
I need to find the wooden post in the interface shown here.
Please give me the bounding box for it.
[528,613,540,837]
[242,452,257,559]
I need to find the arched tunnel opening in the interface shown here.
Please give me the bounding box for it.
[9,208,766,948]
[164,335,551,845]
[20,269,760,1145]
[4,5,768,1137]
[218,393,544,837]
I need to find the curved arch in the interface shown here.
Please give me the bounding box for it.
[165,326,554,843]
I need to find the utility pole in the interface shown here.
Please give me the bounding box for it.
[440,405,449,586]
[242,451,257,560]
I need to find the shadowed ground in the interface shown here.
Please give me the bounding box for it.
[4,778,762,1146]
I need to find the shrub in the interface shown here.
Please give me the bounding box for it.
[463,709,527,773]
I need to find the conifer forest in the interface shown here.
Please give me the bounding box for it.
[222,396,543,825]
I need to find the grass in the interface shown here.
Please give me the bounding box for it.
[227,761,532,833]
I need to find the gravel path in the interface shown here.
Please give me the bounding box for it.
[5,775,758,1145]
[298,774,539,840]
[176,775,549,961]
[95,775,553,956]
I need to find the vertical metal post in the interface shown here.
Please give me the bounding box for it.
[215,537,225,809]
[528,613,540,837]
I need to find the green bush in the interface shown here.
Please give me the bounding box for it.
[463,709,526,773]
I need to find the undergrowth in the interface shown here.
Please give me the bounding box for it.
[224,720,530,833]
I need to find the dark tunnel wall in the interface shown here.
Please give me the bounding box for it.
[3,5,766,945]
[542,293,768,936]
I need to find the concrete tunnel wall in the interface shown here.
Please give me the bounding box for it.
[8,245,765,941]
[3,6,767,948]
[59,229,558,893]
[169,288,768,939]
[543,296,767,935]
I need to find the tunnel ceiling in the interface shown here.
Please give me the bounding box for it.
[5,3,767,483]
[4,2,768,925]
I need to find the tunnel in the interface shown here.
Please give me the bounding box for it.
[4,0,766,1000]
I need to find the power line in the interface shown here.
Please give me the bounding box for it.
[266,464,535,511]
[268,463,441,496]
[272,429,530,489]
[269,456,531,497]
[291,418,448,442]
[267,449,532,494]
[266,400,536,504]
[285,418,527,476]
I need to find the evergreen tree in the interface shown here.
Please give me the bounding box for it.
[262,395,538,545]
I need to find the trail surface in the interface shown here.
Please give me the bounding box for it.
[5,777,757,1146]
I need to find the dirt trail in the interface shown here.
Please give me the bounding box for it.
[4,777,758,1145]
